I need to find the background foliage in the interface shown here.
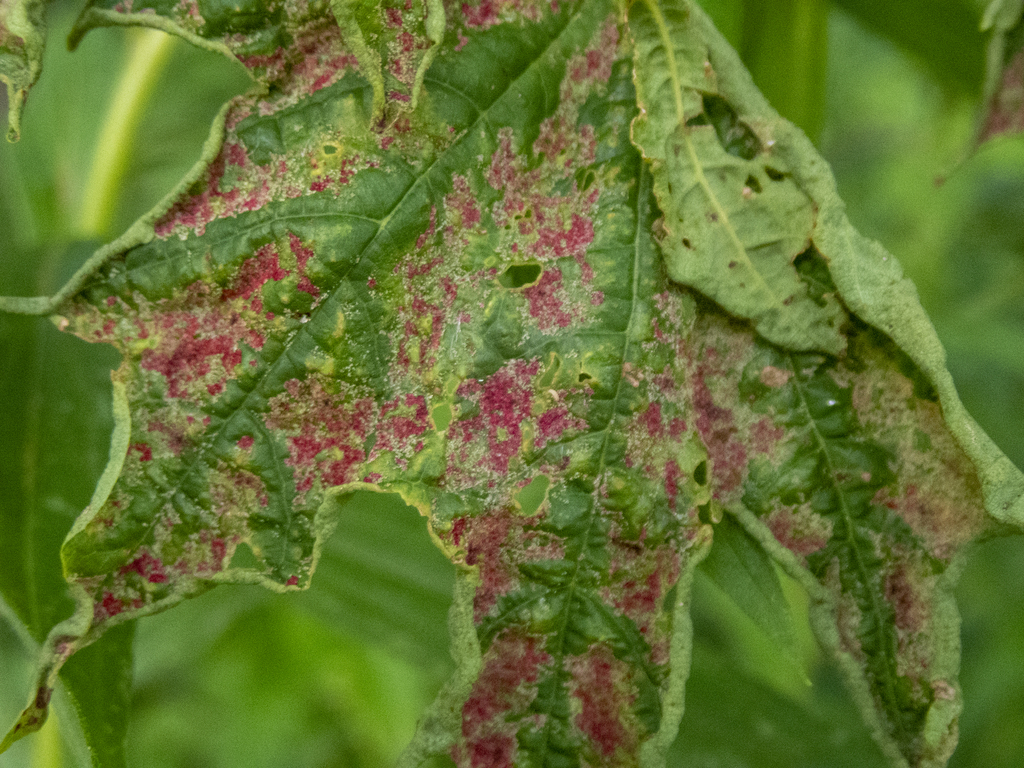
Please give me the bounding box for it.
[1,0,1024,766]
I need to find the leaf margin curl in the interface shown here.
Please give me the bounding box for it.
[0,0,45,141]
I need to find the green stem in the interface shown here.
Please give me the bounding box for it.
[75,28,174,239]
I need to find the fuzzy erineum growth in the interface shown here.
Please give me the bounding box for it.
[1,1,1023,767]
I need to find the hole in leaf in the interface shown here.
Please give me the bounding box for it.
[431,402,452,431]
[694,94,762,160]
[228,542,259,569]
[744,175,762,194]
[578,372,592,383]
[697,502,713,524]
[682,237,693,249]
[765,166,786,181]
[793,246,839,307]
[515,475,551,515]
[323,144,338,155]
[694,460,707,486]
[575,167,596,191]
[498,263,542,288]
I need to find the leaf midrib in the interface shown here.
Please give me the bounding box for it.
[529,163,660,757]
[787,355,904,741]
[637,0,778,307]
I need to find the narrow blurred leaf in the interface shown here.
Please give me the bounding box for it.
[741,0,829,139]
[0,241,129,766]
[698,513,799,661]
[62,624,135,768]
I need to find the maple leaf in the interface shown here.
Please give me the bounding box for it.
[2,1,1023,767]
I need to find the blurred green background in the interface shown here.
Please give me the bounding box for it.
[2,0,1024,766]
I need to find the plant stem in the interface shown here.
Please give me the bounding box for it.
[75,28,174,239]
[29,709,60,768]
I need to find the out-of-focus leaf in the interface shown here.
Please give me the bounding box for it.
[290,490,455,671]
[0,239,134,767]
[740,0,829,139]
[672,634,889,768]
[0,0,44,141]
[128,588,441,768]
[698,513,799,662]
[949,535,1024,768]
[693,0,742,48]
[835,0,986,96]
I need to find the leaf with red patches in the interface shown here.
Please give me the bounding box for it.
[3,1,1024,767]
[627,3,1024,766]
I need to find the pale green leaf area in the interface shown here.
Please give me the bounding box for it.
[2,1,1024,768]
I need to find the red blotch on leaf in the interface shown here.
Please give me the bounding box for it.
[210,538,227,566]
[572,645,635,757]
[467,735,514,768]
[664,459,681,511]
[95,591,124,622]
[460,633,550,767]
[463,514,515,618]
[693,368,746,496]
[524,269,574,330]
[450,517,468,547]
[640,402,664,439]
[223,244,288,300]
[455,360,538,473]
[462,0,500,29]
[141,334,243,399]
[121,551,168,584]
[131,443,153,462]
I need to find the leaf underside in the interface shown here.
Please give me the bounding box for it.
[2,1,1022,767]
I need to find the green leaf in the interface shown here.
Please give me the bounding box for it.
[0,240,134,767]
[0,0,44,141]
[698,512,799,662]
[629,0,848,355]
[6,2,718,763]
[627,2,1024,766]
